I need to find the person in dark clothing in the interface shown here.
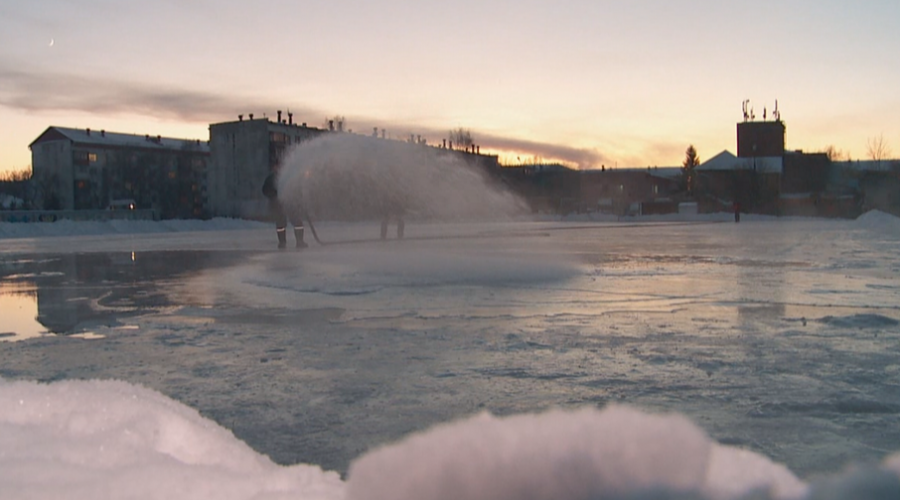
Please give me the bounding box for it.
[380,213,405,240]
[262,171,307,249]
[379,193,405,240]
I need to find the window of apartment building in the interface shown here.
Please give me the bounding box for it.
[74,151,89,165]
[653,185,659,195]
[269,132,288,143]
[88,153,97,163]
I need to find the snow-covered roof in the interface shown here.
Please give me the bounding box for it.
[647,167,682,179]
[697,150,782,174]
[582,167,682,179]
[30,126,209,153]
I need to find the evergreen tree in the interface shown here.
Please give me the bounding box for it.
[682,145,700,195]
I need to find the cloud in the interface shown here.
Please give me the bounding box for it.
[343,122,612,170]
[475,132,611,170]
[0,66,314,123]
[0,65,611,168]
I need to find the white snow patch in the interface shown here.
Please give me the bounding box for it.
[346,405,807,500]
[0,378,344,500]
[3,378,900,500]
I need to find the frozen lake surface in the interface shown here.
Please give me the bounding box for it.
[2,214,899,481]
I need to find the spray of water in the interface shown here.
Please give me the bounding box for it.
[276,134,528,222]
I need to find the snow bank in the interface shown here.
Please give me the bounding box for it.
[854,209,900,230]
[346,405,807,500]
[0,378,343,500]
[2,378,900,500]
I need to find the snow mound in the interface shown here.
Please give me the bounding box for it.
[0,378,343,500]
[855,210,900,229]
[346,405,807,500]
[4,378,900,500]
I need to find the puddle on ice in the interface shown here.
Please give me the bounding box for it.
[0,251,250,341]
[0,285,47,342]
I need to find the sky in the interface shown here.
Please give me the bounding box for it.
[1,0,899,175]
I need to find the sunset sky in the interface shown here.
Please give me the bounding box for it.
[1,0,898,175]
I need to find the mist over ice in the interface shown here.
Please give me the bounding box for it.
[276,134,528,222]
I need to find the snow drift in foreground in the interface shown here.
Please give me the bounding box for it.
[2,379,900,500]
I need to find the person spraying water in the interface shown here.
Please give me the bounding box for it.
[262,167,308,249]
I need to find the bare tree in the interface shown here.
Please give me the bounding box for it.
[823,145,849,161]
[867,135,892,168]
[448,128,474,151]
[0,167,32,182]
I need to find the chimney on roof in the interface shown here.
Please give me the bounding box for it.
[238,114,243,121]
[101,130,105,137]
[145,134,150,141]
[328,120,334,131]
[288,112,293,125]
[277,110,282,123]
[86,128,91,136]
[157,135,161,143]
[249,113,254,120]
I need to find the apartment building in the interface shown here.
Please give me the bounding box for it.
[29,126,210,218]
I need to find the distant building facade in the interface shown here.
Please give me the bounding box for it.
[207,112,324,219]
[736,120,786,158]
[498,163,681,215]
[697,117,870,217]
[29,127,210,218]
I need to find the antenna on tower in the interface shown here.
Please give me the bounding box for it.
[773,99,780,121]
[742,99,750,121]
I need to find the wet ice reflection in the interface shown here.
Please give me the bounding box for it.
[0,284,45,342]
[0,251,250,341]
